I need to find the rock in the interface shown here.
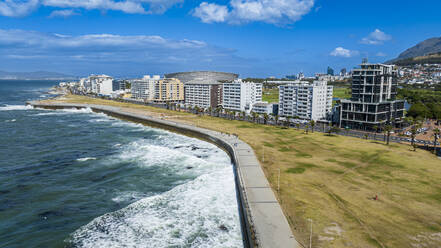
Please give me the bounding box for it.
[219,224,228,232]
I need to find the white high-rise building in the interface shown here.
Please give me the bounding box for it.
[131,75,161,100]
[223,79,262,112]
[278,80,333,120]
[84,75,114,95]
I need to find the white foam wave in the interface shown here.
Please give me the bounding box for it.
[59,107,94,114]
[32,107,96,116]
[4,119,16,122]
[112,191,150,203]
[77,157,97,162]
[0,105,33,111]
[114,139,229,176]
[88,118,111,123]
[70,166,242,248]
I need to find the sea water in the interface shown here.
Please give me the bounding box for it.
[0,80,242,248]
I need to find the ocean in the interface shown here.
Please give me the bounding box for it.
[0,80,242,248]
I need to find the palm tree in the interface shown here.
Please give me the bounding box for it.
[295,123,300,130]
[194,106,200,115]
[285,116,291,127]
[327,125,340,136]
[410,125,418,151]
[433,128,440,154]
[384,124,393,145]
[373,125,378,140]
[305,124,309,134]
[310,120,316,133]
[252,112,258,123]
[263,113,269,125]
[274,115,279,126]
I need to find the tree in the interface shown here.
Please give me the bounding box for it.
[310,120,316,133]
[409,121,422,151]
[252,112,259,123]
[305,124,309,134]
[384,125,393,145]
[285,116,291,127]
[295,123,300,130]
[407,102,431,119]
[433,128,440,153]
[263,113,269,125]
[327,126,340,136]
[274,115,279,126]
[373,125,378,140]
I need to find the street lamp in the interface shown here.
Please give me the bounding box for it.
[308,219,313,248]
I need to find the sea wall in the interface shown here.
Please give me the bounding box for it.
[28,101,300,248]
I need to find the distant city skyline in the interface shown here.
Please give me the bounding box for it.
[0,0,440,77]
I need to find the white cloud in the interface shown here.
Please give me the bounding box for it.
[361,29,392,45]
[330,47,359,58]
[0,0,182,17]
[193,0,314,25]
[376,52,387,57]
[0,0,39,17]
[49,9,78,17]
[0,29,207,50]
[0,28,251,75]
[193,2,228,23]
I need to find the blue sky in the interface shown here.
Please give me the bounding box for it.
[0,0,440,78]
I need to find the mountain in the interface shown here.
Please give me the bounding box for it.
[0,70,77,80]
[392,52,441,66]
[388,36,441,64]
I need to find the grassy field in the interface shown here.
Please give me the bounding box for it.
[45,95,441,248]
[262,87,279,103]
[333,86,351,99]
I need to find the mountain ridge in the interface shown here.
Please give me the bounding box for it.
[0,70,77,80]
[388,36,441,64]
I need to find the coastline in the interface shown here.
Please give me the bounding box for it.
[27,100,300,248]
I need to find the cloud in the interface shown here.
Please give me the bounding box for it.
[0,28,250,75]
[330,47,359,58]
[0,0,182,17]
[193,2,228,23]
[0,0,39,17]
[360,29,392,45]
[49,9,79,17]
[193,0,315,25]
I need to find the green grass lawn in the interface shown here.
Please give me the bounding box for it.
[46,95,441,248]
[333,86,351,99]
[262,87,279,103]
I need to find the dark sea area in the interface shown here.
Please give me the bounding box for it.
[0,80,242,248]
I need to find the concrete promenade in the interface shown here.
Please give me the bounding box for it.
[28,101,300,248]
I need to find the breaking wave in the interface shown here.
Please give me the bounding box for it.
[0,104,33,111]
[69,166,242,248]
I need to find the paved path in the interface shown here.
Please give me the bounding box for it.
[28,101,300,248]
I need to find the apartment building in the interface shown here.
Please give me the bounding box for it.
[157,78,184,102]
[184,80,223,108]
[131,75,160,101]
[80,75,114,95]
[252,102,278,115]
[222,79,262,112]
[278,80,333,120]
[131,75,184,102]
[340,61,405,130]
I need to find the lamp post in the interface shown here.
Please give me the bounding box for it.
[308,219,313,248]
[277,168,281,193]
